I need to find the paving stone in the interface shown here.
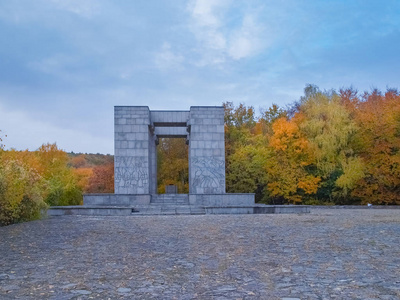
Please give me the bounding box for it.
[1,209,400,299]
[117,287,132,293]
[73,289,91,295]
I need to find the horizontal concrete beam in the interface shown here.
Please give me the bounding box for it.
[151,111,189,125]
[154,127,188,137]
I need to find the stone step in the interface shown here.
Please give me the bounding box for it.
[133,205,206,215]
[151,194,189,204]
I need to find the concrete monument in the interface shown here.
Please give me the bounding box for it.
[48,105,309,215]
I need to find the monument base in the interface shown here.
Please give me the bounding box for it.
[84,194,151,206]
[47,193,310,216]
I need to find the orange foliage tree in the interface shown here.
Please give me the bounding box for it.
[349,89,400,204]
[73,168,93,191]
[266,115,320,204]
[86,163,114,193]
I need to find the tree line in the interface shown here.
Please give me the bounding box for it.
[1,84,399,225]
[0,145,114,226]
[150,85,400,206]
[225,85,400,205]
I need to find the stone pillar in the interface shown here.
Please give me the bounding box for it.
[114,106,151,194]
[189,106,225,194]
[148,129,157,194]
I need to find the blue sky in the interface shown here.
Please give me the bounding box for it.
[1,0,399,154]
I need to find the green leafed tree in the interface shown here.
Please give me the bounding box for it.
[226,141,270,203]
[298,85,363,203]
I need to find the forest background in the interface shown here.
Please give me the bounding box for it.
[1,85,399,225]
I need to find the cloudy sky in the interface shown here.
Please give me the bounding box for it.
[1,0,399,154]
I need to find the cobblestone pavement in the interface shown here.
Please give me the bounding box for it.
[1,209,400,300]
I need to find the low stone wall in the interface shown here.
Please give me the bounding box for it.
[83,194,151,206]
[189,193,255,206]
[48,206,135,216]
[311,205,400,209]
[205,205,310,214]
[205,206,254,214]
[264,205,310,214]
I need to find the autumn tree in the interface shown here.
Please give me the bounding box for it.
[0,130,5,150]
[266,114,320,204]
[349,89,400,204]
[298,85,363,203]
[86,163,114,193]
[226,141,270,202]
[36,143,82,206]
[69,155,87,168]
[0,149,47,225]
[224,102,260,197]
[254,104,287,136]
[73,167,93,192]
[224,102,257,155]
[157,138,189,193]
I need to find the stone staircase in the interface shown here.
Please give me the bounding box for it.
[151,194,189,205]
[137,194,205,215]
[132,204,205,215]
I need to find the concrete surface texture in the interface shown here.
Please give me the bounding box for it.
[114,106,226,196]
[1,209,400,299]
[92,105,258,216]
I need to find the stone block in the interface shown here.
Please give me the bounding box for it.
[115,118,126,125]
[213,149,222,156]
[115,149,127,156]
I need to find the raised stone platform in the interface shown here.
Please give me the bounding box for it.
[47,205,310,216]
[47,194,310,216]
[84,194,151,206]
[84,193,256,207]
[189,194,254,206]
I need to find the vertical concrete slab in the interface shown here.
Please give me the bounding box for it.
[114,106,151,194]
[189,106,226,194]
[148,128,157,194]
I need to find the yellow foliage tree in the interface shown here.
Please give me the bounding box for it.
[266,115,320,203]
[0,150,47,225]
[299,87,363,201]
[157,138,189,193]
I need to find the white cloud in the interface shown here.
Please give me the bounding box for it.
[228,15,263,60]
[154,43,185,71]
[190,0,228,27]
[188,0,227,52]
[187,0,265,65]
[49,0,100,18]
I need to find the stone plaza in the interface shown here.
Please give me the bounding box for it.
[2,209,400,299]
[49,106,308,216]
